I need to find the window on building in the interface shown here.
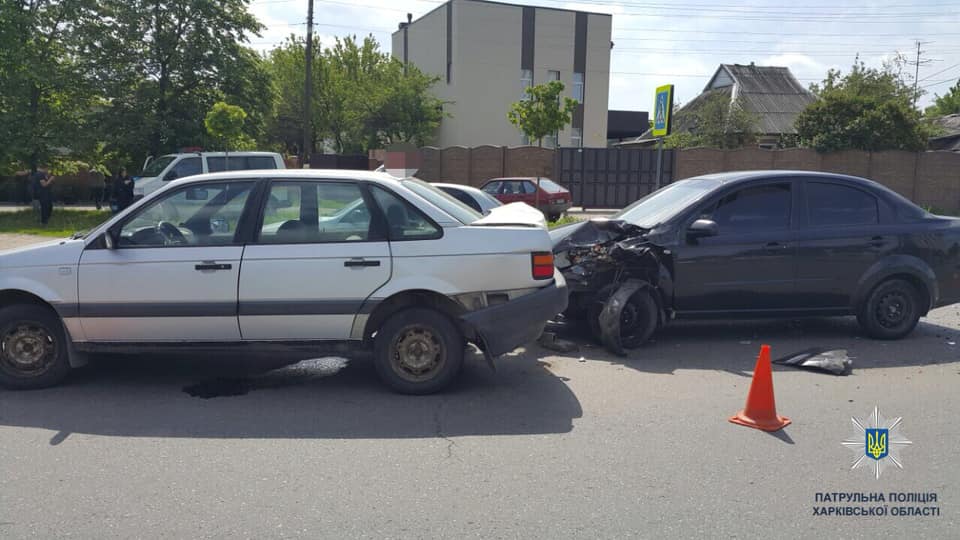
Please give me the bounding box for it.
[521,69,533,100]
[544,133,558,149]
[571,127,583,148]
[572,72,584,102]
[548,70,560,81]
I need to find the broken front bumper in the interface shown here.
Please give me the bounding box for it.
[461,272,568,359]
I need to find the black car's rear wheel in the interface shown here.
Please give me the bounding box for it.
[374,308,464,394]
[857,279,922,340]
[0,305,71,389]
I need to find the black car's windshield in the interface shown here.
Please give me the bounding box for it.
[141,155,176,177]
[614,177,722,228]
[401,178,482,224]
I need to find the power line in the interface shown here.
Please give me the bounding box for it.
[918,63,960,83]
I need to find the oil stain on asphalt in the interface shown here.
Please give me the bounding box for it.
[183,357,349,399]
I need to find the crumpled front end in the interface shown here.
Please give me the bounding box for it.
[552,218,672,354]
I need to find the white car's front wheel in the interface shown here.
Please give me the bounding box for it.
[0,305,71,390]
[374,308,464,394]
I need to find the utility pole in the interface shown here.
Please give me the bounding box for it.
[908,40,934,109]
[302,0,315,168]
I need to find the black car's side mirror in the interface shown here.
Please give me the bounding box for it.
[687,219,719,239]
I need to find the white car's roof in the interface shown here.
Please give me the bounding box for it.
[160,151,281,157]
[167,168,403,188]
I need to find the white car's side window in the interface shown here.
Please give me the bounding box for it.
[370,186,441,241]
[258,181,374,244]
[118,182,253,247]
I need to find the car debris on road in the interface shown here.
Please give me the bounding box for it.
[772,348,853,375]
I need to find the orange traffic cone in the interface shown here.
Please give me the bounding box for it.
[729,344,791,432]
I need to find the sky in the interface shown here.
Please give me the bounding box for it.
[247,0,960,112]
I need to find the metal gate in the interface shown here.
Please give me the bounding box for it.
[556,147,675,209]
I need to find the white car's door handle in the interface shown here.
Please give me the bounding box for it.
[195,263,232,271]
[344,259,381,268]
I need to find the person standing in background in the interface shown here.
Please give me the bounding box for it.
[32,168,56,225]
[89,167,106,210]
[114,167,134,211]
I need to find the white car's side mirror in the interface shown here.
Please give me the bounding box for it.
[103,231,116,250]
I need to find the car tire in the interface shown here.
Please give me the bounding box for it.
[374,308,465,394]
[0,304,71,390]
[857,278,923,340]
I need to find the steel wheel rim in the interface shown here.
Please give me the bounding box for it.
[390,325,446,383]
[876,291,910,329]
[0,322,57,378]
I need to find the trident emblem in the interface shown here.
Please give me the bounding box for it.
[865,428,889,460]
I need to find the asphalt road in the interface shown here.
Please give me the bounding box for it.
[1,301,958,539]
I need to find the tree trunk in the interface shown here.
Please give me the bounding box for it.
[28,82,40,172]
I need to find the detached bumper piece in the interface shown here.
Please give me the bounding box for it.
[461,277,569,362]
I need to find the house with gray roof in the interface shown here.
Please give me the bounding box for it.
[619,63,816,148]
[929,114,960,152]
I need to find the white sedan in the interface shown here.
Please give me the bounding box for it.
[0,170,567,394]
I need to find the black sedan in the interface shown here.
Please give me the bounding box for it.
[551,170,960,354]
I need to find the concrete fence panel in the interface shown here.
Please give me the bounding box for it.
[418,147,442,181]
[867,150,918,199]
[438,146,470,183]
[820,150,871,178]
[723,147,776,171]
[470,145,506,186]
[770,148,821,171]
[674,148,725,179]
[505,146,555,179]
[916,152,960,211]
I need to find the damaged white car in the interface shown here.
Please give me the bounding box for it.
[0,171,567,394]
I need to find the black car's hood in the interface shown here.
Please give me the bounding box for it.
[551,218,648,252]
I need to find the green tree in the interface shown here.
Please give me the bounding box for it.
[263,35,446,155]
[507,81,578,147]
[0,0,102,173]
[90,0,266,166]
[925,80,960,117]
[205,101,250,151]
[663,92,759,149]
[796,61,933,152]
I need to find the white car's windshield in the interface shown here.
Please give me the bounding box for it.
[401,178,482,224]
[613,177,721,228]
[141,155,176,177]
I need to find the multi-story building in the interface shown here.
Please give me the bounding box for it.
[392,0,611,148]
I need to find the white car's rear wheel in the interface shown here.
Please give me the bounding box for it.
[374,308,464,394]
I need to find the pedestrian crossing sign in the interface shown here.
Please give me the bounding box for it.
[653,84,674,137]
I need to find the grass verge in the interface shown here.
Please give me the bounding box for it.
[548,215,582,229]
[0,209,112,238]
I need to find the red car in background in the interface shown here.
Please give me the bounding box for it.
[481,177,572,221]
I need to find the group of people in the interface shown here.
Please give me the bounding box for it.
[30,167,135,225]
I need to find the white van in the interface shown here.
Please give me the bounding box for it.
[133,151,285,198]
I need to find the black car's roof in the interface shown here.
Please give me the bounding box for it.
[689,170,876,186]
[683,170,925,216]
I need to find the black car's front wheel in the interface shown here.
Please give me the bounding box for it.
[0,305,71,390]
[857,278,923,340]
[374,308,465,394]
